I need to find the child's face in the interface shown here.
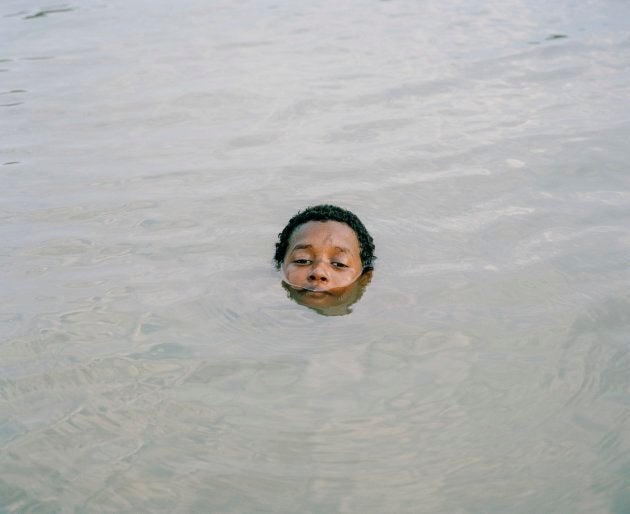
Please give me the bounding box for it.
[282,221,363,302]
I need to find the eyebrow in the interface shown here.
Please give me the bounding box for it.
[290,244,352,254]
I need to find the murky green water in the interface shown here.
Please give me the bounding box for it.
[2,0,630,512]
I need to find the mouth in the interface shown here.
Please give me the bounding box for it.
[281,280,338,296]
[299,288,331,296]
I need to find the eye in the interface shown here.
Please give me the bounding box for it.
[332,261,348,268]
[293,259,311,265]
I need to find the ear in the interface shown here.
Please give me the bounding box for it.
[359,269,373,286]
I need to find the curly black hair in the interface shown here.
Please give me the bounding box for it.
[274,205,375,270]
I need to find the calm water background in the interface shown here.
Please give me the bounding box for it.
[2,0,630,512]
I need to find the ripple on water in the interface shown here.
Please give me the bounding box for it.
[557,293,630,408]
[23,7,75,20]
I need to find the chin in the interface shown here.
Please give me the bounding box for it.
[299,289,336,302]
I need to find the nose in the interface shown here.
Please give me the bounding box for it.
[308,261,329,283]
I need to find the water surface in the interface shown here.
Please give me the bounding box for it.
[2,0,630,512]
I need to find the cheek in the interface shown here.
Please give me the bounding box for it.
[284,264,307,281]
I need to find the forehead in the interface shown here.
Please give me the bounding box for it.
[288,221,360,250]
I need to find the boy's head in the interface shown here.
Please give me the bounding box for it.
[273,204,375,271]
[274,205,375,314]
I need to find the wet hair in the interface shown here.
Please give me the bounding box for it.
[274,204,375,270]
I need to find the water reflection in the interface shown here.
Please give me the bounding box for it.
[282,270,373,316]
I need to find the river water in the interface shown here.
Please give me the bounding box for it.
[2,0,630,512]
